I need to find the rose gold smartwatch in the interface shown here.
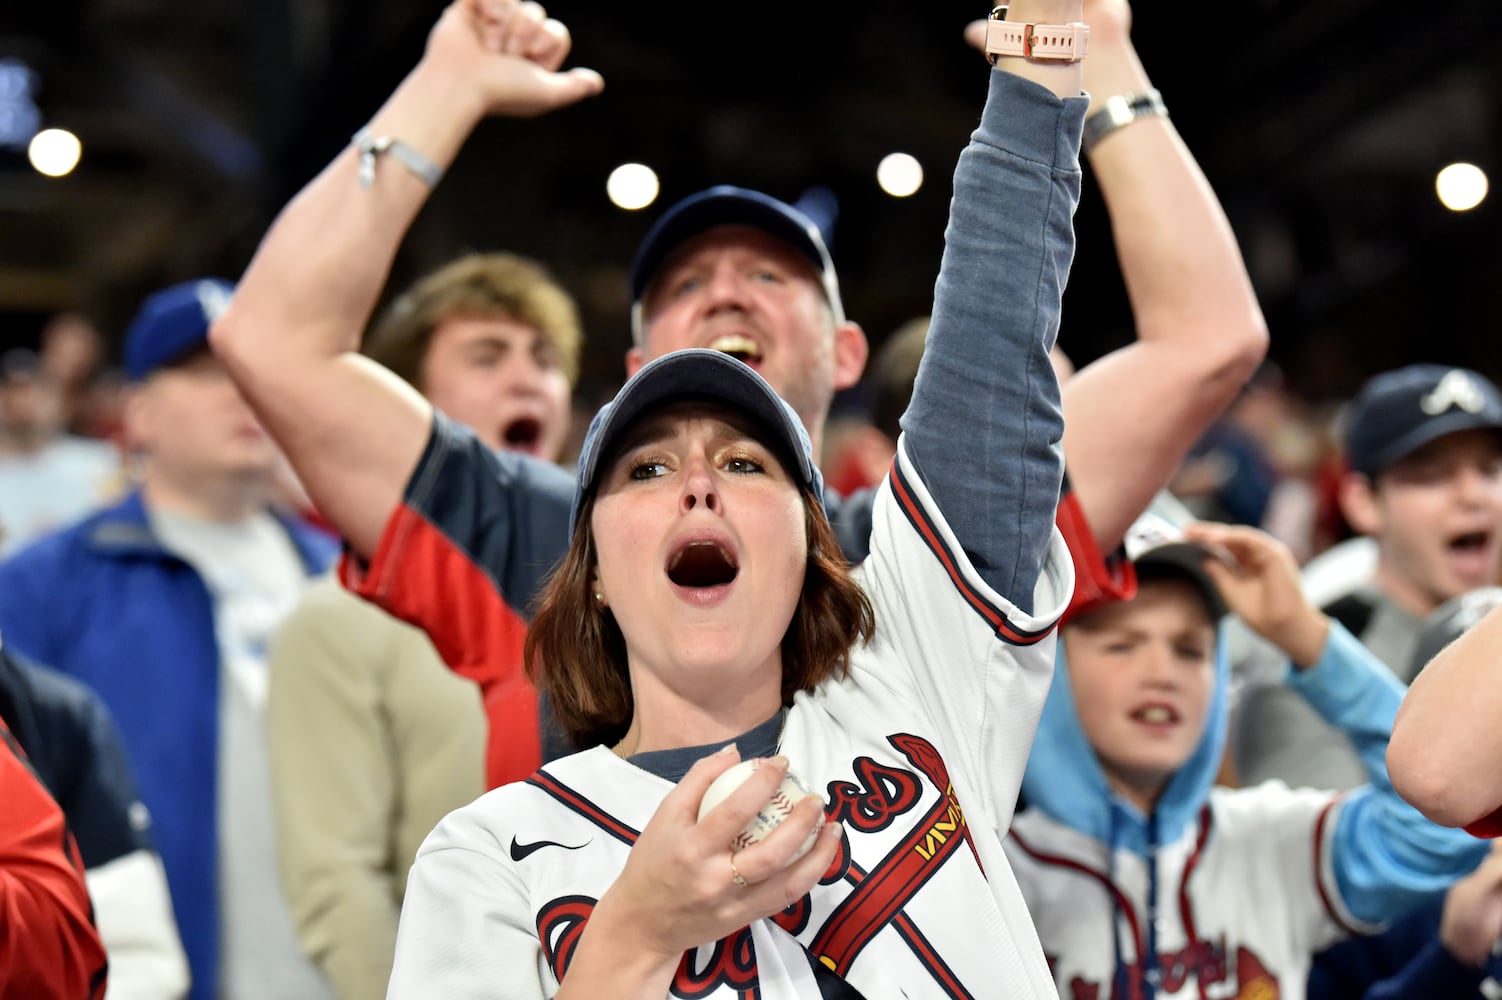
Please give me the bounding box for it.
[984,5,1090,64]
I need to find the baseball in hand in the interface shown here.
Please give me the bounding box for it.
[698,758,824,863]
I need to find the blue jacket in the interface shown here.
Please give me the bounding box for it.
[0,490,337,1000]
[1310,894,1497,998]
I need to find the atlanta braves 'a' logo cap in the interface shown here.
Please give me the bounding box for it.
[1344,364,1502,478]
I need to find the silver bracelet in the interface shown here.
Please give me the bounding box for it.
[351,127,444,189]
[1081,89,1168,154]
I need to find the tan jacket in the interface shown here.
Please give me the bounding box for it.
[268,574,485,1000]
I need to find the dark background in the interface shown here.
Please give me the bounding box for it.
[2,1,1500,406]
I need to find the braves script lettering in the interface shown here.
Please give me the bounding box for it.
[1063,940,1276,1000]
[534,733,975,997]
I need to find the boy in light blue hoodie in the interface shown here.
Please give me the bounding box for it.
[1005,514,1488,1000]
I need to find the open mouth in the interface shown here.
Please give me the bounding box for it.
[707,335,763,365]
[503,417,543,450]
[1449,529,1492,554]
[666,540,739,588]
[1446,528,1498,583]
[1131,705,1180,725]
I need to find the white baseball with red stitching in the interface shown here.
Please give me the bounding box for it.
[698,758,824,863]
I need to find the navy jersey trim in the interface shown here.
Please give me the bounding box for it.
[888,458,1053,646]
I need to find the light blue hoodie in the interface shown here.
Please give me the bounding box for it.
[1018,613,1488,998]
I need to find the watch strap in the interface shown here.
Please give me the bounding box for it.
[1081,89,1168,153]
[985,6,1090,64]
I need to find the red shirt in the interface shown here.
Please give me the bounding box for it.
[0,717,108,999]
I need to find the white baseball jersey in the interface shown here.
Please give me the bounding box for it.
[388,446,1075,999]
[1007,783,1372,1000]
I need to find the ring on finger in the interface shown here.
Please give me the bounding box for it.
[729,853,749,889]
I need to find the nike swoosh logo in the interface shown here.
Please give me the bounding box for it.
[510,836,590,862]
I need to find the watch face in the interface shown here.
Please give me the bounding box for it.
[1082,91,1166,152]
[1108,96,1139,128]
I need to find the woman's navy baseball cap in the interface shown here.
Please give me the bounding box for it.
[570,348,824,533]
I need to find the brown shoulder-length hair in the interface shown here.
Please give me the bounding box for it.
[525,484,876,751]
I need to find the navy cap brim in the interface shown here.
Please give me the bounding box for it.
[630,188,828,302]
[1357,409,1502,478]
[570,349,824,532]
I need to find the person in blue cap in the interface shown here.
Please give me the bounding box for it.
[1335,365,1502,657]
[0,278,339,1000]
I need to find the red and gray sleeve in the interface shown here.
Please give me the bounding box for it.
[340,412,577,783]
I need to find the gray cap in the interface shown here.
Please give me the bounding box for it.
[1122,511,1229,621]
[570,349,824,533]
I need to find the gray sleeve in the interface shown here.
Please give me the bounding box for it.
[900,70,1086,612]
[1232,678,1367,791]
[345,410,574,658]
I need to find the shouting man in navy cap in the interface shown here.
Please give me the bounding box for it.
[622,185,868,453]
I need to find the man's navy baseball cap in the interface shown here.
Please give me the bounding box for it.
[570,348,824,533]
[1344,364,1502,478]
[628,186,846,339]
[123,278,235,381]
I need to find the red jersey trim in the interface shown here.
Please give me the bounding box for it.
[1312,795,1366,937]
[1055,489,1137,626]
[1464,804,1502,839]
[341,504,541,788]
